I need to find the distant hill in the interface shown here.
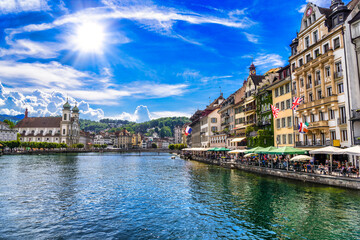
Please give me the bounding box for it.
[0,114,24,123]
[80,117,190,136]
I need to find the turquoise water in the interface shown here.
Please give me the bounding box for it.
[0,153,359,239]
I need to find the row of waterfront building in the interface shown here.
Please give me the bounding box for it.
[0,101,181,149]
[184,0,360,150]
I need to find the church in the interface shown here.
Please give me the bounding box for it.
[15,100,80,146]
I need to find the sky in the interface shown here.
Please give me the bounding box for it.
[0,0,350,122]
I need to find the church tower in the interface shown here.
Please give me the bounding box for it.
[60,99,72,144]
[249,63,256,76]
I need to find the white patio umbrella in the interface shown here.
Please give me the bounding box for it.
[290,155,312,162]
[229,150,247,154]
[309,146,342,173]
[338,146,360,155]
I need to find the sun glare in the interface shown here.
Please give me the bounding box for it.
[73,22,105,53]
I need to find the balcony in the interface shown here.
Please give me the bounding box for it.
[221,122,229,127]
[297,95,338,111]
[257,120,272,127]
[308,120,329,129]
[295,140,331,147]
[350,110,360,121]
[334,71,343,79]
[354,137,360,145]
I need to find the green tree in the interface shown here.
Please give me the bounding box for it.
[3,119,15,129]
[152,143,157,148]
[169,144,175,150]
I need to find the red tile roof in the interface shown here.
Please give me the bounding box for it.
[15,117,62,128]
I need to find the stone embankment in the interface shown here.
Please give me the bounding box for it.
[1,149,175,155]
[182,155,360,190]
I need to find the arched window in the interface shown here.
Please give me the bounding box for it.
[63,129,66,135]
[64,114,67,120]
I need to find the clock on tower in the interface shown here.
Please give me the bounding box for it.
[249,63,256,76]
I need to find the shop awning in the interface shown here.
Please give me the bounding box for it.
[309,146,342,155]
[230,137,246,143]
[229,149,247,154]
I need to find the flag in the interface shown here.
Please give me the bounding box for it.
[185,126,192,136]
[292,97,303,110]
[298,122,309,133]
[271,105,279,119]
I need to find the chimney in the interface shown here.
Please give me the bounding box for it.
[25,108,28,118]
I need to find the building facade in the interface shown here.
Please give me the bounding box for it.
[0,121,17,141]
[289,1,353,148]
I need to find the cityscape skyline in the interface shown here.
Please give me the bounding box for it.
[0,0,351,122]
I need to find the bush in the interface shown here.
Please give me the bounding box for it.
[152,143,157,148]
[169,144,175,150]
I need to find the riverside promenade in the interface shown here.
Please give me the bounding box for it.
[181,154,360,190]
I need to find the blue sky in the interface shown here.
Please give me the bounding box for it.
[0,0,349,121]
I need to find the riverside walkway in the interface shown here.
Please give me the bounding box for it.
[182,155,360,190]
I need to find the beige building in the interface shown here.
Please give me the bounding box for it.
[289,1,353,148]
[0,121,17,141]
[268,66,294,147]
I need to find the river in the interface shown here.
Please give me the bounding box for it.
[0,153,359,239]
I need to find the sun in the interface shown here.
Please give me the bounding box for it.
[72,22,105,53]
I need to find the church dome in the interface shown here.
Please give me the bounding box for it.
[63,100,71,109]
[72,105,79,113]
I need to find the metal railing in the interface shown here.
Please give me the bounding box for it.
[295,140,331,147]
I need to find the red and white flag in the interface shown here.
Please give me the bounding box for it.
[292,97,303,110]
[271,105,279,119]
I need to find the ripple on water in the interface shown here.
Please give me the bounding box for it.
[0,153,359,239]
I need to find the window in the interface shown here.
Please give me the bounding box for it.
[330,131,336,141]
[312,14,316,23]
[295,117,299,126]
[275,88,279,97]
[327,87,332,96]
[64,114,67,121]
[325,66,330,77]
[319,111,324,121]
[313,31,318,43]
[282,118,286,128]
[277,119,280,129]
[280,86,284,95]
[306,54,311,63]
[314,49,320,58]
[309,93,313,102]
[341,130,348,142]
[300,78,304,87]
[287,117,292,127]
[317,90,322,99]
[305,36,310,48]
[340,106,346,124]
[299,59,303,67]
[329,109,335,120]
[293,82,297,92]
[211,118,217,123]
[277,135,281,144]
[335,61,342,73]
[316,71,321,85]
[310,114,315,122]
[308,75,312,88]
[323,43,329,53]
[338,83,344,93]
[211,127,217,132]
[292,63,296,72]
[288,134,293,145]
[283,135,287,144]
[286,99,291,109]
[281,101,285,110]
[285,83,290,93]
[276,103,280,109]
[63,129,66,135]
[334,37,340,49]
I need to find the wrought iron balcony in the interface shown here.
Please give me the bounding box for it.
[295,140,331,147]
[334,71,343,79]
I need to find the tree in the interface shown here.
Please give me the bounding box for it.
[77,143,85,149]
[152,143,157,148]
[169,144,175,150]
[101,144,107,149]
[3,119,15,129]
[160,126,172,138]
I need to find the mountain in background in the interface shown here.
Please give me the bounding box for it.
[0,114,25,123]
[80,117,190,137]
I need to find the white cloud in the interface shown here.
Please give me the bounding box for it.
[0,60,188,104]
[298,0,331,13]
[0,82,104,120]
[109,105,190,123]
[253,54,285,69]
[0,0,49,14]
[0,39,59,59]
[243,32,260,44]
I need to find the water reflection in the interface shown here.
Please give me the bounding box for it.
[0,154,359,239]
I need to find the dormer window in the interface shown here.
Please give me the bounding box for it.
[312,14,316,23]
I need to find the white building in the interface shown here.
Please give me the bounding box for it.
[174,126,182,144]
[0,121,17,141]
[15,102,80,145]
